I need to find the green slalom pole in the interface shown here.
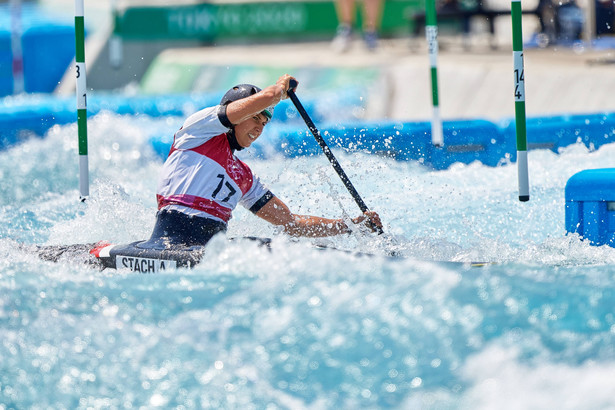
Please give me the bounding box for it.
[75,0,89,200]
[425,0,443,147]
[511,0,529,202]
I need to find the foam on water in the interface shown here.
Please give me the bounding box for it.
[2,112,615,408]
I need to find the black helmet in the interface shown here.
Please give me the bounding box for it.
[220,84,274,119]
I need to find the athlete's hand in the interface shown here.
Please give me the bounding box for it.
[276,74,297,100]
[352,211,383,233]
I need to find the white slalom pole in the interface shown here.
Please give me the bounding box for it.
[426,0,443,147]
[10,0,24,94]
[511,0,529,201]
[75,0,89,200]
[109,0,123,68]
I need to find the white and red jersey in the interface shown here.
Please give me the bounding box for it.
[156,105,273,224]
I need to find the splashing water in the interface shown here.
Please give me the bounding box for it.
[1,112,615,409]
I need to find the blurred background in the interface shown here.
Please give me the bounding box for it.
[1,0,615,165]
[0,0,613,93]
[2,4,615,408]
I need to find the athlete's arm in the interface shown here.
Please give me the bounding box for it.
[255,196,382,237]
[225,74,297,125]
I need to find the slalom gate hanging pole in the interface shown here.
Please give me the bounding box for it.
[109,0,123,68]
[426,0,443,147]
[10,0,24,94]
[75,0,89,201]
[511,0,530,202]
[286,80,383,234]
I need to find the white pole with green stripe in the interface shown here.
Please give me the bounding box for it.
[425,0,443,147]
[10,0,24,94]
[109,0,123,68]
[75,0,89,200]
[511,0,529,202]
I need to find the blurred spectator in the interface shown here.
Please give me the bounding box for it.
[331,0,383,52]
[438,0,462,13]
[596,0,615,35]
[557,0,584,41]
[536,0,558,44]
[536,0,584,45]
[437,0,478,39]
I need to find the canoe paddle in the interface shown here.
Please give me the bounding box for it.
[286,79,383,235]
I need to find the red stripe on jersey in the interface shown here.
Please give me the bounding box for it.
[157,194,233,222]
[186,134,254,195]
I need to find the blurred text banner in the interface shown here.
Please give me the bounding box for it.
[116,0,420,42]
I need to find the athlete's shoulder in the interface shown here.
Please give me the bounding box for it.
[174,106,229,149]
[182,105,221,129]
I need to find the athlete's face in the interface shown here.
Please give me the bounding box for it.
[235,113,269,148]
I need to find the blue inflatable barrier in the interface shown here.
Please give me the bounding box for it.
[251,119,505,170]
[21,25,75,93]
[565,168,615,247]
[500,113,615,161]
[385,121,432,162]
[565,112,615,150]
[0,95,73,147]
[433,120,504,168]
[328,121,432,162]
[250,121,434,162]
[0,32,13,96]
[0,4,76,95]
[0,93,223,149]
[0,86,365,151]
[149,113,615,170]
[2,91,615,171]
